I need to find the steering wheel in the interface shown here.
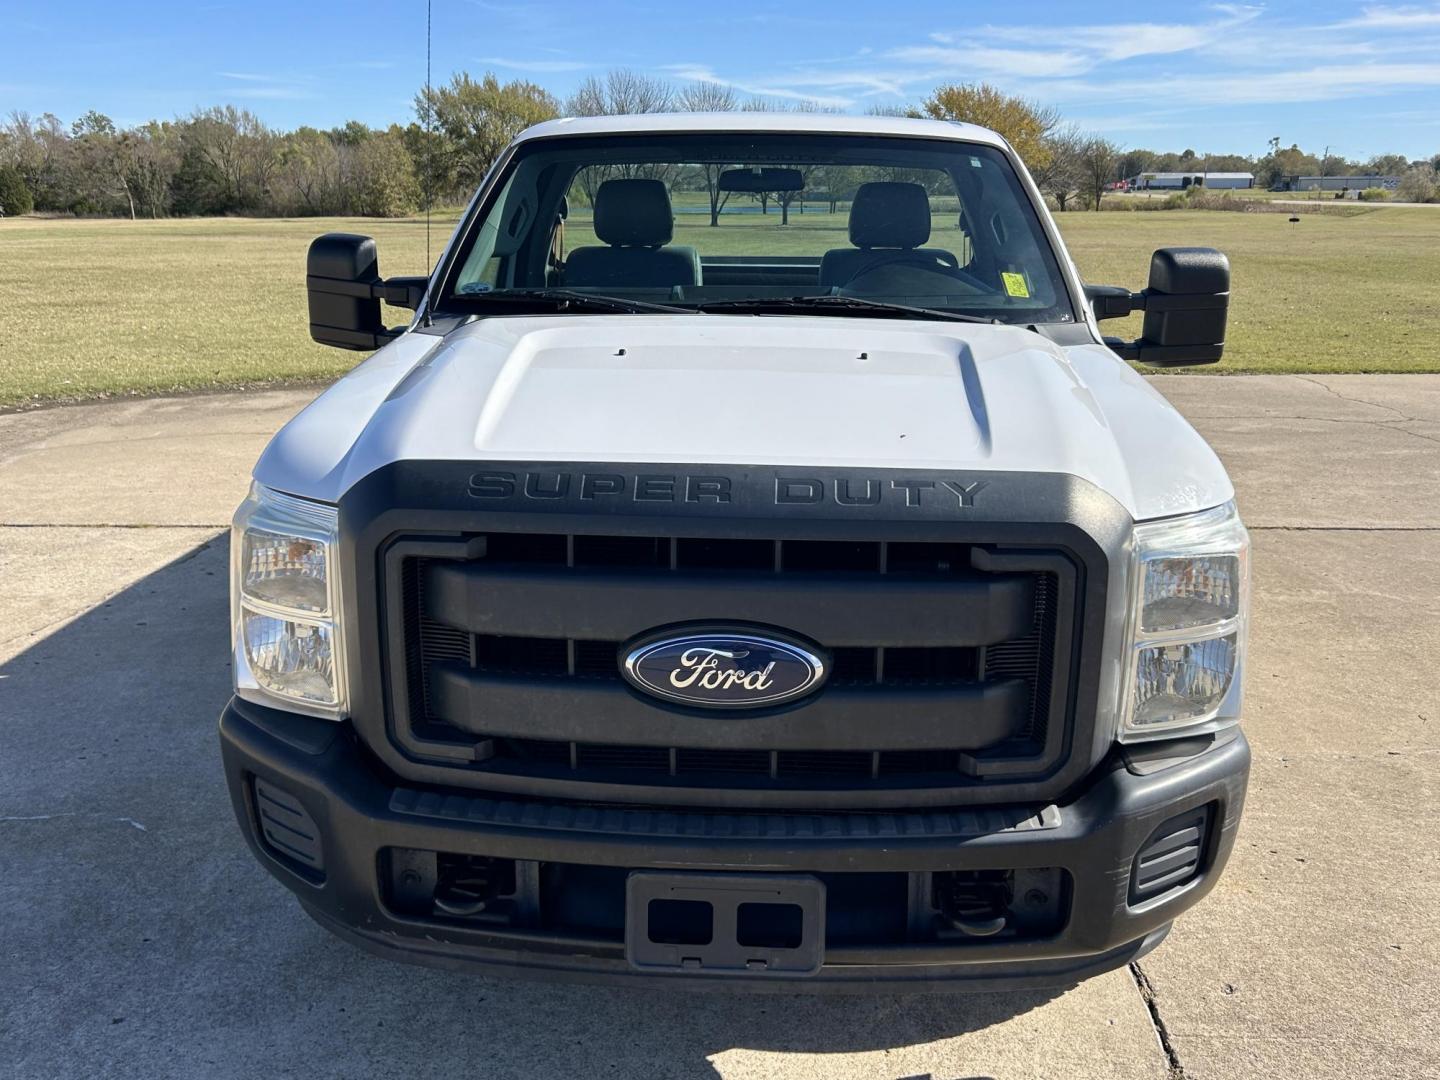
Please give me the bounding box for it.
[841,250,961,291]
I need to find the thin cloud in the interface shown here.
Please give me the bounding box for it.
[933,7,1262,63]
[216,71,316,100]
[229,86,315,100]
[1018,61,1440,107]
[885,45,1092,79]
[1336,4,1440,29]
[665,64,854,108]
[1197,61,1440,104]
[479,56,591,73]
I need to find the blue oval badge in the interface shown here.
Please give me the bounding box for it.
[621,628,827,710]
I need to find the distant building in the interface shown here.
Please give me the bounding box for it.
[1273,174,1401,192]
[1130,172,1255,190]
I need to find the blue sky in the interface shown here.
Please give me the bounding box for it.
[5,1,1440,158]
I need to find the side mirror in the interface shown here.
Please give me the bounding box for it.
[306,233,427,351]
[1086,247,1230,367]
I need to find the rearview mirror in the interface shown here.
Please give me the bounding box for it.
[1088,247,1230,367]
[306,233,427,351]
[718,168,805,193]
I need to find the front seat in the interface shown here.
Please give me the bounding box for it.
[563,179,701,289]
[819,181,956,289]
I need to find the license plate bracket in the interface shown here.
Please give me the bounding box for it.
[625,871,826,977]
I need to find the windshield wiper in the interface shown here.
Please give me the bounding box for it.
[458,288,691,315]
[695,295,1000,324]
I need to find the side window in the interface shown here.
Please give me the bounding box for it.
[453,174,515,293]
[954,223,975,270]
[564,172,601,250]
[470,255,503,291]
[454,168,548,291]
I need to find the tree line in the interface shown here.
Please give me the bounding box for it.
[3,71,1438,219]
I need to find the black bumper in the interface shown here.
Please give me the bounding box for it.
[219,698,1249,992]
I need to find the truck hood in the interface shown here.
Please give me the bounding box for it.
[255,314,1231,520]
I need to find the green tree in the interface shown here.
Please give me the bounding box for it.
[123,122,180,217]
[1257,142,1320,187]
[922,83,1059,173]
[351,129,420,217]
[1397,166,1438,203]
[416,72,559,191]
[275,126,342,214]
[169,137,227,215]
[183,106,277,212]
[1115,149,1155,186]
[0,163,33,216]
[400,120,454,211]
[1365,154,1410,177]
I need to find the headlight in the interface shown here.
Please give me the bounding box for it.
[1120,501,1249,741]
[231,483,347,718]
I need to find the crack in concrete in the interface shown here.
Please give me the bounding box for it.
[1197,406,1440,449]
[1292,376,1416,422]
[1131,961,1187,1079]
[1287,378,1440,447]
[0,813,148,831]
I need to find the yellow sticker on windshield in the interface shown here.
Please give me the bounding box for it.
[1001,271,1030,298]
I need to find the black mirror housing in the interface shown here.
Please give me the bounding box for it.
[306,234,426,351]
[1084,284,1134,321]
[307,234,385,351]
[1139,248,1230,366]
[1092,247,1230,367]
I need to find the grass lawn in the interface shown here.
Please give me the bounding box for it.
[3,202,1438,408]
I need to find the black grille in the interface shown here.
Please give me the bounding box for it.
[394,532,1075,797]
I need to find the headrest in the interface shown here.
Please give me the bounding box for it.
[848,182,932,249]
[593,179,674,247]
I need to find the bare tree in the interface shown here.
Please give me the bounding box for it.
[866,104,923,118]
[564,70,678,205]
[566,69,674,116]
[1035,127,1084,211]
[186,106,279,211]
[124,122,180,217]
[678,82,737,113]
[773,165,817,225]
[1079,136,1120,211]
[678,82,738,225]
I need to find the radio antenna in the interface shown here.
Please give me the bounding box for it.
[425,0,433,274]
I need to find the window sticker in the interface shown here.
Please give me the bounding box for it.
[1001,271,1030,298]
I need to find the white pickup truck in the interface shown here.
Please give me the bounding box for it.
[219,113,1250,991]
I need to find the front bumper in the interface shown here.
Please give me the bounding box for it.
[219,698,1249,992]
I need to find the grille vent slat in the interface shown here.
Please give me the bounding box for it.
[402,534,1066,791]
[1130,806,1212,903]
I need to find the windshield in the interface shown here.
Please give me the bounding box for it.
[439,132,1076,325]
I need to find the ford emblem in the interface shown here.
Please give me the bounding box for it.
[621,627,828,710]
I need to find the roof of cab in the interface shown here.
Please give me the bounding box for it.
[514,112,1010,149]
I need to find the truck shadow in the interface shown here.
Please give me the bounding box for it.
[0,536,1057,1079]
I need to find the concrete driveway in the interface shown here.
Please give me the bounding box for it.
[2,375,1437,1080]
